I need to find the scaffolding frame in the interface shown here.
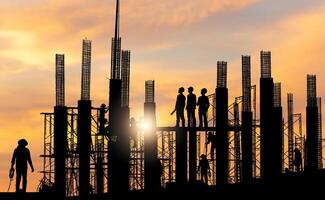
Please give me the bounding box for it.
[287,93,294,171]
[40,107,109,196]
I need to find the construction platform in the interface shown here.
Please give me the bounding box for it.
[1,171,324,200]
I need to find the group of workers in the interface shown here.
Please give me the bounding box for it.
[171,87,210,128]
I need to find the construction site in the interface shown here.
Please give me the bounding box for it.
[2,0,325,200]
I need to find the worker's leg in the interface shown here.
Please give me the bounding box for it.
[199,111,203,127]
[210,146,215,160]
[203,112,208,128]
[16,170,22,192]
[181,113,185,127]
[176,112,180,127]
[192,110,196,127]
[22,170,27,193]
[187,110,191,127]
[204,173,208,184]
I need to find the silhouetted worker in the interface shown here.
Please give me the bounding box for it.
[11,139,34,193]
[197,88,209,128]
[153,159,163,190]
[99,104,108,135]
[171,87,186,127]
[130,118,137,149]
[206,132,217,160]
[197,154,210,184]
[294,148,302,172]
[186,86,197,127]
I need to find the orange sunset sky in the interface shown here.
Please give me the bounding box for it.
[0,0,325,192]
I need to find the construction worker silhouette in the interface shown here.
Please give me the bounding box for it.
[11,139,34,193]
[197,88,209,127]
[294,148,302,172]
[171,87,186,127]
[206,132,217,160]
[197,154,210,184]
[186,86,197,127]
[153,159,163,190]
[99,104,108,135]
[130,118,137,149]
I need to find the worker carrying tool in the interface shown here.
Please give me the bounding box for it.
[10,139,34,193]
[171,87,186,127]
[7,166,15,192]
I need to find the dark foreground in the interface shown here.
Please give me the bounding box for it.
[1,171,324,200]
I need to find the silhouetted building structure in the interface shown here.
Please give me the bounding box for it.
[241,55,253,183]
[306,75,319,172]
[272,82,283,179]
[108,0,130,197]
[287,93,294,171]
[215,61,229,184]
[144,80,160,191]
[78,39,92,199]
[54,54,67,199]
[259,51,275,181]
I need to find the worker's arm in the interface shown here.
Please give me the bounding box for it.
[27,149,34,172]
[206,98,210,109]
[171,96,178,115]
[11,149,16,169]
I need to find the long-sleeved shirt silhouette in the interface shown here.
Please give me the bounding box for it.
[186,93,196,111]
[11,147,33,171]
[175,93,186,112]
[197,95,210,127]
[197,95,209,112]
[186,93,197,127]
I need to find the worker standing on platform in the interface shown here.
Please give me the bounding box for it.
[186,86,197,127]
[99,104,108,135]
[10,139,34,193]
[197,154,210,184]
[171,87,186,127]
[130,118,138,149]
[197,88,209,128]
[206,132,217,160]
[294,148,302,172]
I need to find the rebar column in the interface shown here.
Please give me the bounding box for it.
[272,83,283,179]
[306,75,319,172]
[108,0,130,196]
[144,80,160,191]
[78,39,92,199]
[54,54,67,199]
[215,61,229,184]
[259,51,274,181]
[241,56,253,183]
[317,98,323,169]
